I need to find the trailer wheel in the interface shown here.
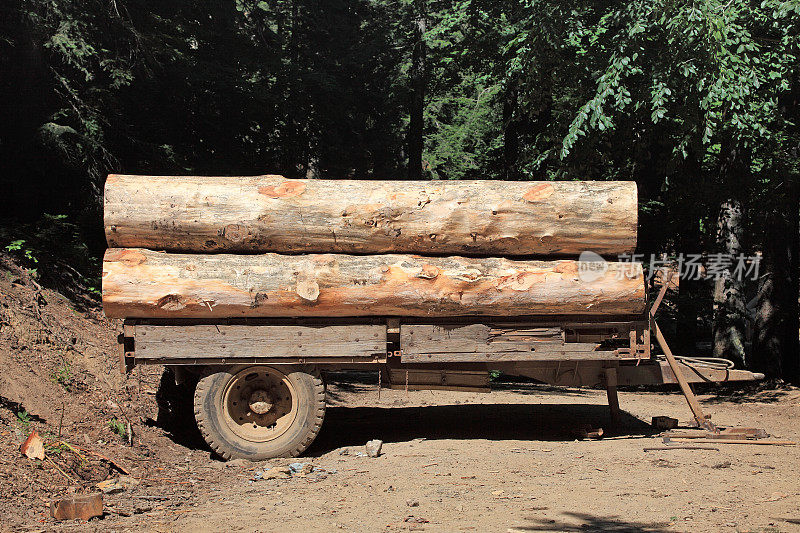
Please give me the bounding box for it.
[194,365,325,460]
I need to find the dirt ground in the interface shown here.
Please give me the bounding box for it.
[1,253,800,532]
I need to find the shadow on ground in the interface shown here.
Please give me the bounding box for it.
[509,511,670,532]
[700,381,797,404]
[307,401,653,456]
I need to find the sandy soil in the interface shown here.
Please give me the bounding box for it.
[10,378,797,533]
[153,381,800,533]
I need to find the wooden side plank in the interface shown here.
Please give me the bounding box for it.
[401,350,620,363]
[387,368,489,389]
[402,324,564,353]
[400,323,620,362]
[135,324,386,359]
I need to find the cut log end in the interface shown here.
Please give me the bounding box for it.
[296,280,320,302]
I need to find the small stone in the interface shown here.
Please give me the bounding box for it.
[290,462,314,477]
[338,448,350,456]
[406,499,419,507]
[226,458,250,468]
[365,439,383,457]
[96,475,139,494]
[263,466,291,479]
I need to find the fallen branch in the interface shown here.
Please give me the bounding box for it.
[46,456,76,483]
[70,445,131,474]
[667,438,796,446]
[56,441,87,463]
[644,445,719,451]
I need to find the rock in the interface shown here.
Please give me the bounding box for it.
[50,493,103,521]
[289,462,315,477]
[288,462,306,473]
[19,430,45,460]
[365,439,383,457]
[338,448,350,456]
[406,499,419,507]
[225,458,250,468]
[651,416,679,430]
[96,475,139,494]
[263,466,291,480]
[572,424,604,440]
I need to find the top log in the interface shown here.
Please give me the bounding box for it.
[104,175,637,256]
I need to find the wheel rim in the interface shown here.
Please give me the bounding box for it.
[221,367,298,443]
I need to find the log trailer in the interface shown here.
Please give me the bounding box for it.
[104,176,763,460]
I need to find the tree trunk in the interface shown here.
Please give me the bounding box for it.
[755,185,800,382]
[102,248,647,319]
[104,175,638,256]
[753,231,782,378]
[407,0,427,179]
[712,198,747,366]
[787,197,800,383]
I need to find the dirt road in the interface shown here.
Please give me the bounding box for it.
[72,379,800,533]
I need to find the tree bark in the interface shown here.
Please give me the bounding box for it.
[407,0,427,179]
[104,175,638,256]
[753,234,782,378]
[787,197,800,383]
[102,248,647,319]
[754,186,800,381]
[712,198,747,366]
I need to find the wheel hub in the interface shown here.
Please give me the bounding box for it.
[248,389,274,415]
[221,367,298,443]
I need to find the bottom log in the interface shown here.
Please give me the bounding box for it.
[102,248,646,319]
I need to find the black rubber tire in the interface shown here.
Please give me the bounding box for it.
[194,365,325,460]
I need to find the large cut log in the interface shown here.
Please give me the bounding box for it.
[104,175,637,256]
[102,248,646,319]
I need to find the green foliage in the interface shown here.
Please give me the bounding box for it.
[52,360,73,391]
[0,214,100,299]
[4,240,37,264]
[108,417,128,440]
[16,410,32,431]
